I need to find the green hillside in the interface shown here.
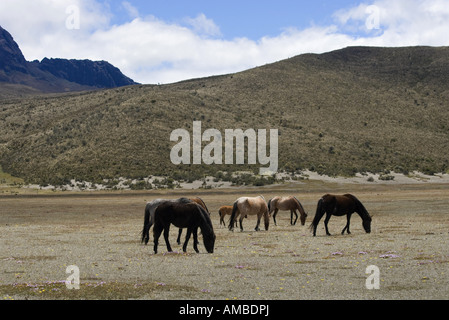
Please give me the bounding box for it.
[1,46,449,186]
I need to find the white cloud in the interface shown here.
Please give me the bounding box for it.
[184,13,222,38]
[0,0,448,84]
[333,0,449,46]
[121,1,139,19]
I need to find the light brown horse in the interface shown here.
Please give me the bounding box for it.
[268,196,308,226]
[228,196,269,232]
[218,205,239,228]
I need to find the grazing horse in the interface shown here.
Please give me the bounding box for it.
[268,196,308,226]
[218,205,239,227]
[140,197,209,246]
[228,196,269,232]
[177,197,210,244]
[153,198,215,254]
[309,194,372,236]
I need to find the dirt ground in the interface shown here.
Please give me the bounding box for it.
[1,181,448,300]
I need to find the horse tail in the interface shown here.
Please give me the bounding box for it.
[267,199,272,212]
[309,198,324,231]
[228,201,239,231]
[263,200,270,231]
[141,203,152,245]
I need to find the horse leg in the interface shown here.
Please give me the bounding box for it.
[192,228,199,253]
[239,216,244,232]
[183,227,192,253]
[291,210,298,226]
[312,211,324,237]
[153,224,163,254]
[273,209,279,226]
[177,228,183,245]
[163,225,173,252]
[255,214,261,232]
[312,213,323,237]
[264,211,270,231]
[324,212,332,236]
[342,213,352,235]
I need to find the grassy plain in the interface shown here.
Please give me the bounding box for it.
[1,181,448,300]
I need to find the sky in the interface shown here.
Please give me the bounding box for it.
[1,0,449,84]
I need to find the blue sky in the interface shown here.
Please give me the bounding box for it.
[107,0,361,39]
[1,0,449,84]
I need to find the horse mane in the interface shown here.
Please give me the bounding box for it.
[344,194,371,220]
[178,197,192,204]
[193,197,210,213]
[293,196,306,214]
[196,204,214,235]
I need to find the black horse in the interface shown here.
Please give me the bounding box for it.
[152,198,215,254]
[309,194,372,236]
[176,197,210,245]
[140,197,210,246]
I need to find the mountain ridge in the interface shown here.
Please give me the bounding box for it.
[0,25,137,97]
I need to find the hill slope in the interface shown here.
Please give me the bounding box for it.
[1,46,449,185]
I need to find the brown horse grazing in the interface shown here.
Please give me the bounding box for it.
[309,194,372,236]
[177,197,210,244]
[218,206,238,228]
[268,196,308,226]
[140,197,209,246]
[228,196,269,232]
[153,198,215,254]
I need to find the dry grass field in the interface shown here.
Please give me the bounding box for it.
[1,181,448,300]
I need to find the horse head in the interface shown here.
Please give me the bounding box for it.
[362,214,372,233]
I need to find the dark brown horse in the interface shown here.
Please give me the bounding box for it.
[177,197,210,244]
[309,194,372,236]
[152,198,215,254]
[268,196,308,226]
[140,197,209,246]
